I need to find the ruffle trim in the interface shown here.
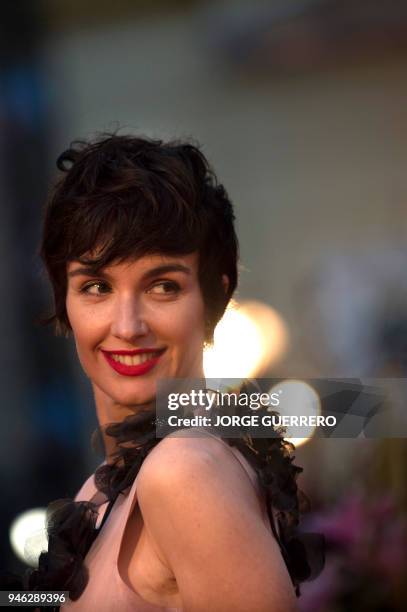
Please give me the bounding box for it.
[1,402,324,609]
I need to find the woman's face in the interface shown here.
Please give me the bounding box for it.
[66,252,206,407]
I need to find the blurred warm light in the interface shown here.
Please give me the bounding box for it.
[10,508,48,567]
[269,379,321,448]
[203,300,289,379]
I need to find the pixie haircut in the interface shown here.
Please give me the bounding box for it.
[40,133,239,343]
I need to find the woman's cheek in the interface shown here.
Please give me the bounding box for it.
[168,299,204,342]
[66,304,105,370]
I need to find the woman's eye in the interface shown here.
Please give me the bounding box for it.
[80,281,111,296]
[148,281,180,295]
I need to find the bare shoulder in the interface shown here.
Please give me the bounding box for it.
[137,429,255,505]
[143,428,229,461]
[135,429,298,611]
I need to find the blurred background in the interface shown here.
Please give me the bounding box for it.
[1,0,407,609]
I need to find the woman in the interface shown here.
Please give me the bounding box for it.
[24,134,322,611]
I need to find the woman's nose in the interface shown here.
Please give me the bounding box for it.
[110,296,149,343]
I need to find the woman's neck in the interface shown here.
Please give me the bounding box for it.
[91,387,154,464]
[92,368,206,464]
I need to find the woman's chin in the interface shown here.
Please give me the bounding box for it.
[93,377,160,409]
[111,388,157,409]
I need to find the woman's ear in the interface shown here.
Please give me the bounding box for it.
[221,274,229,295]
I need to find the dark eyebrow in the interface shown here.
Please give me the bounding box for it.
[141,264,192,280]
[67,263,192,280]
[68,265,105,279]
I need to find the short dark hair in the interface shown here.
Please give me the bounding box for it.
[40,133,239,343]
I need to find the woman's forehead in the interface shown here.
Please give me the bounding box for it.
[66,251,199,276]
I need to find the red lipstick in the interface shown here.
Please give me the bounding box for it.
[101,348,165,377]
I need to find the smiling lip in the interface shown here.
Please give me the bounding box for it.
[101,348,165,377]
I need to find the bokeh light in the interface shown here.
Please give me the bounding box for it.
[203,300,289,379]
[9,507,48,567]
[268,379,321,448]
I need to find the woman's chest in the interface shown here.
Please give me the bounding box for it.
[117,502,182,609]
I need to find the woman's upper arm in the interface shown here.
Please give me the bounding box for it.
[136,437,298,612]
